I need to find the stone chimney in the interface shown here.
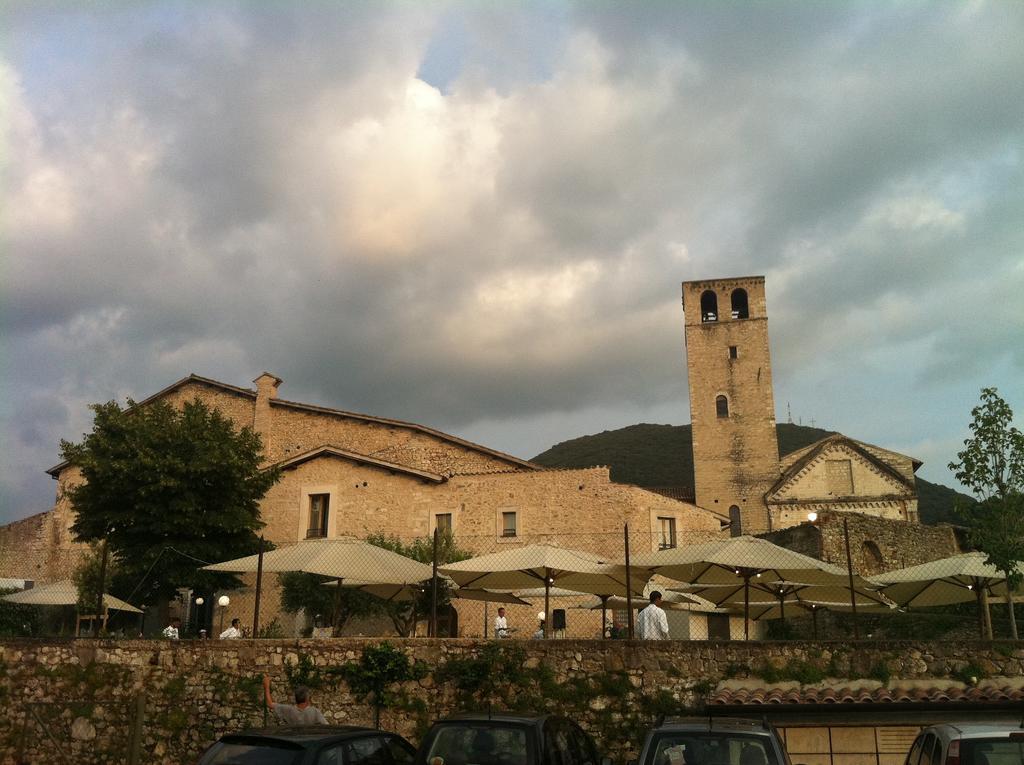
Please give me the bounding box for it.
[253,373,282,459]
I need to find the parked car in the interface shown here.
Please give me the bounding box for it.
[197,725,416,765]
[416,712,604,765]
[905,724,1024,765]
[631,717,791,765]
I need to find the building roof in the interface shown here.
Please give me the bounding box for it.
[767,434,917,500]
[709,678,1024,707]
[780,434,922,473]
[48,373,539,477]
[270,445,447,483]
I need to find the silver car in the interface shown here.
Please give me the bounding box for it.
[905,724,1024,765]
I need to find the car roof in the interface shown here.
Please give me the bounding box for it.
[656,717,775,734]
[438,712,549,726]
[924,724,1024,740]
[226,726,382,748]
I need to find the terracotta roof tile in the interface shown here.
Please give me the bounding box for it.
[709,679,1024,706]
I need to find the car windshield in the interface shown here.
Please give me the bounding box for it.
[198,739,304,765]
[650,733,779,765]
[425,724,530,765]
[962,739,1024,765]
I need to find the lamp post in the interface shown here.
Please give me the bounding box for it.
[217,595,230,635]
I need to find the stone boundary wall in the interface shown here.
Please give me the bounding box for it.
[1,638,1022,765]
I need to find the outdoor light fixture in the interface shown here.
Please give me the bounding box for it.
[807,512,818,523]
[217,595,231,634]
[195,597,204,606]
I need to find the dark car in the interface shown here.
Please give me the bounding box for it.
[197,725,417,765]
[905,723,1024,765]
[632,717,791,765]
[416,712,603,765]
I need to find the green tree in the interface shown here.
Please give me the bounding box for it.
[366,531,471,636]
[277,571,383,635]
[61,398,281,610]
[949,387,1024,638]
[72,542,120,614]
[277,532,471,637]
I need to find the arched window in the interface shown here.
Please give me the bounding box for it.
[731,288,749,319]
[700,290,718,322]
[729,506,742,537]
[716,395,729,418]
[861,541,884,574]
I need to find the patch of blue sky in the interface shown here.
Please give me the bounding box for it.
[417,2,571,94]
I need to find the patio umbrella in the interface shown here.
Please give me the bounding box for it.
[742,592,896,638]
[204,537,435,632]
[203,537,434,583]
[1,580,142,613]
[633,536,877,639]
[323,579,530,605]
[573,591,705,637]
[870,552,1024,638]
[439,544,647,638]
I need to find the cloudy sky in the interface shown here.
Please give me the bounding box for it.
[2,1,1022,525]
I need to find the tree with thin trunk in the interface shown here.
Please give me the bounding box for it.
[949,387,1024,639]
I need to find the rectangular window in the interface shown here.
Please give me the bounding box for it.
[658,517,677,550]
[729,345,738,359]
[502,511,517,537]
[826,459,854,495]
[307,494,329,539]
[435,513,452,533]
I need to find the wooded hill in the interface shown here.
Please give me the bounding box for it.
[531,422,972,526]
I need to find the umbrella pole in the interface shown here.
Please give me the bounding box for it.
[779,592,786,635]
[252,536,265,638]
[744,574,750,641]
[811,606,819,640]
[624,523,634,639]
[601,595,608,639]
[484,602,489,639]
[332,578,342,636]
[975,584,985,638]
[430,528,439,638]
[1006,587,1018,640]
[842,517,860,640]
[94,539,109,638]
[980,580,993,640]
[544,577,551,639]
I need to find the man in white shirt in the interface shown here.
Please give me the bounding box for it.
[220,618,242,639]
[162,617,181,640]
[494,607,509,638]
[637,591,670,640]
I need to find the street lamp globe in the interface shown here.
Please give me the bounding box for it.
[195,597,204,606]
[806,512,818,523]
[218,595,230,607]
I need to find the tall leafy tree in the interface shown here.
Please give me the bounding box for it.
[61,398,281,608]
[949,387,1024,637]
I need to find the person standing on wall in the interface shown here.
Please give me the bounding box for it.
[637,591,670,640]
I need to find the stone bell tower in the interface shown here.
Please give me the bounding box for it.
[682,276,780,534]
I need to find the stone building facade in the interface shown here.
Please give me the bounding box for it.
[0,372,722,635]
[682,276,922,534]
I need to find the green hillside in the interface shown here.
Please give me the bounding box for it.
[531,422,972,526]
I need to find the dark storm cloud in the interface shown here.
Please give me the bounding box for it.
[2,1,1022,523]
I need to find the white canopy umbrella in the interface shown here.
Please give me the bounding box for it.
[871,552,1024,638]
[1,580,142,614]
[203,537,434,584]
[633,536,881,639]
[440,544,647,637]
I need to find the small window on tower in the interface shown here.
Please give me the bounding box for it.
[729,506,742,537]
[502,511,517,537]
[700,290,718,322]
[435,513,452,533]
[731,288,749,319]
[729,345,738,359]
[716,395,729,418]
